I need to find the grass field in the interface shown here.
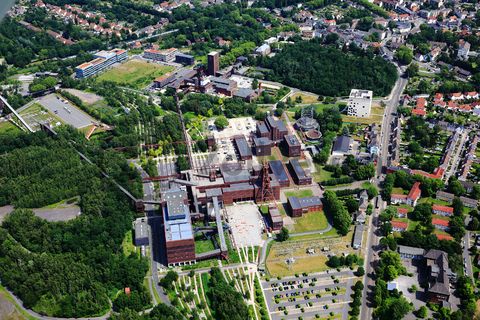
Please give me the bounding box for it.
[194,234,216,254]
[291,211,329,233]
[122,230,137,256]
[19,103,63,129]
[342,104,384,125]
[285,189,314,198]
[0,121,20,134]
[266,229,354,277]
[97,60,174,89]
[290,92,319,104]
[312,164,334,182]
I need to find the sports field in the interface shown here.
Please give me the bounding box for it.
[97,59,174,89]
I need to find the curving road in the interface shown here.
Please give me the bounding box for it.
[1,283,111,320]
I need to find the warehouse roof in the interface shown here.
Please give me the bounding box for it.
[288,196,322,210]
[163,188,193,242]
[289,159,308,180]
[254,137,273,147]
[269,160,289,183]
[284,134,300,147]
[333,135,351,153]
[234,136,252,158]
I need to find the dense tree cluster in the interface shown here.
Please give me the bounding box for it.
[261,40,397,96]
[0,131,148,317]
[110,303,183,320]
[207,267,249,320]
[0,18,103,67]
[322,191,352,235]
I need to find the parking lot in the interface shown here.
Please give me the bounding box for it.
[224,202,264,248]
[38,94,95,129]
[207,117,256,164]
[261,270,355,320]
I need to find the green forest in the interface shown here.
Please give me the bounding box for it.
[0,130,148,317]
[261,40,398,97]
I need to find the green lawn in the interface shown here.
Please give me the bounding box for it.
[19,103,64,126]
[284,189,314,198]
[418,197,450,206]
[392,187,405,194]
[194,234,216,254]
[122,230,137,256]
[312,164,334,182]
[97,60,174,89]
[291,211,329,233]
[0,121,20,134]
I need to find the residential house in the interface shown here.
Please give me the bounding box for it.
[432,218,449,231]
[391,220,408,232]
[432,205,453,216]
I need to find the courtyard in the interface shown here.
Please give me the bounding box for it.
[224,202,265,248]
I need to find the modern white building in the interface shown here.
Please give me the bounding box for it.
[143,48,178,62]
[347,89,373,118]
[75,49,127,78]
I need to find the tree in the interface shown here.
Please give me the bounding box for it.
[406,63,419,77]
[395,46,413,65]
[160,271,178,290]
[176,155,190,171]
[409,203,432,225]
[448,177,465,196]
[373,296,411,320]
[214,116,229,130]
[468,217,479,231]
[252,78,259,90]
[276,227,289,242]
[452,197,464,217]
[208,267,249,320]
[415,306,428,318]
[355,266,365,277]
[345,196,360,213]
[322,191,352,236]
[376,251,406,281]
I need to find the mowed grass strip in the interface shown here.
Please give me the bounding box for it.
[291,211,329,233]
[97,60,174,89]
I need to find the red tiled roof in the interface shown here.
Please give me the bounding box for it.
[416,98,427,109]
[432,218,449,227]
[411,167,444,179]
[407,182,421,201]
[432,205,453,214]
[391,220,408,230]
[412,108,426,116]
[436,234,453,241]
[397,207,409,215]
[391,194,408,200]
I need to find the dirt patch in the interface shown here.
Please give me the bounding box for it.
[64,88,102,105]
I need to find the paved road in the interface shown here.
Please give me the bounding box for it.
[131,161,171,306]
[463,232,474,282]
[360,72,408,320]
[0,283,111,320]
[38,94,95,129]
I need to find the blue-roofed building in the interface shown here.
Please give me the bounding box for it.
[269,160,290,187]
[162,188,195,266]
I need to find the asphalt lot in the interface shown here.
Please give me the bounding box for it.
[262,270,354,320]
[38,94,95,129]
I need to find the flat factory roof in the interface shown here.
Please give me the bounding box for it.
[269,160,289,183]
